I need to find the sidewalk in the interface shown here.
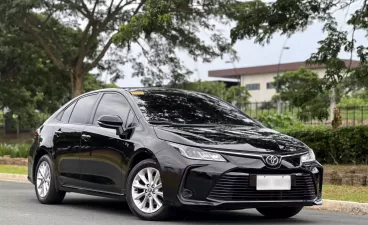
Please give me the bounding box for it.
[0,173,28,183]
[309,200,368,216]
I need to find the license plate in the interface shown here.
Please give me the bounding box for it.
[256,175,291,190]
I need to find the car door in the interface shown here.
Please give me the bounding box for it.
[79,92,137,194]
[53,93,99,187]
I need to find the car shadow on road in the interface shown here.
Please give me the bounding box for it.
[41,196,314,224]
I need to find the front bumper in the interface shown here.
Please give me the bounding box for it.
[157,149,323,210]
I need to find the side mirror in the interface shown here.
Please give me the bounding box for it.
[97,115,124,130]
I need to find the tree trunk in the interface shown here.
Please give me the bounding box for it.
[70,70,85,98]
[16,120,19,138]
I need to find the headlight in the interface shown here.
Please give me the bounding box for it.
[301,148,316,163]
[167,142,226,162]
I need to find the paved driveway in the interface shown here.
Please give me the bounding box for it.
[0,181,366,225]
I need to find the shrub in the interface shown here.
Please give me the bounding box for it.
[0,143,30,158]
[337,96,368,108]
[279,126,368,164]
[256,113,304,129]
[259,101,276,110]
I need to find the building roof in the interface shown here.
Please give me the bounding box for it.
[208,59,360,79]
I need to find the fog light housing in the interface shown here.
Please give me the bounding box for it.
[181,188,193,199]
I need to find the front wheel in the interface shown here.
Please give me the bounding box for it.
[126,159,171,221]
[35,155,65,204]
[256,206,303,219]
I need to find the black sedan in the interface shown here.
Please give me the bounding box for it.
[27,88,323,221]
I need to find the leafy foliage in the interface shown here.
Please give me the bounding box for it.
[169,81,251,105]
[0,0,238,96]
[228,0,368,89]
[256,113,303,129]
[275,67,329,121]
[0,16,117,129]
[0,143,30,158]
[280,126,368,164]
[170,81,228,98]
[338,96,368,107]
[225,85,251,107]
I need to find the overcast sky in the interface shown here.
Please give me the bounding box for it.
[115,1,368,87]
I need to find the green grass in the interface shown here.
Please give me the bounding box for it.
[0,165,27,175]
[323,184,368,203]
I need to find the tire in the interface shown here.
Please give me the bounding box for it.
[126,159,171,221]
[35,155,66,204]
[256,206,303,219]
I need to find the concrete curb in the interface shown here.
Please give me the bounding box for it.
[0,173,28,183]
[308,200,368,216]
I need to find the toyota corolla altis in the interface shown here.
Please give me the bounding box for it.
[28,88,323,220]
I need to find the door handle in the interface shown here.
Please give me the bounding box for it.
[55,129,62,137]
[81,134,91,141]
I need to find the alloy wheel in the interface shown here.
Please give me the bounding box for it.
[131,167,163,213]
[36,161,51,198]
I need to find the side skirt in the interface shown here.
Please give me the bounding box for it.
[60,185,126,200]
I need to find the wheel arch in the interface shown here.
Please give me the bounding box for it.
[124,148,158,189]
[32,147,51,182]
[127,148,157,174]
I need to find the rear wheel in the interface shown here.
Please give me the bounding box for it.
[256,206,303,219]
[126,159,171,221]
[35,155,65,204]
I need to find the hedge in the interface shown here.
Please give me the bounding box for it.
[0,143,30,158]
[279,126,368,164]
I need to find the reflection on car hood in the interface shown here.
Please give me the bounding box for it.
[154,125,308,154]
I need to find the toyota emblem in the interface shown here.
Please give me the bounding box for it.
[265,155,280,167]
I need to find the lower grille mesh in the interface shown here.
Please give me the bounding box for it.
[208,173,316,201]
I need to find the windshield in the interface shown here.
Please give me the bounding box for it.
[131,90,258,126]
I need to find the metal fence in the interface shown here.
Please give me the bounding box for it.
[239,102,368,126]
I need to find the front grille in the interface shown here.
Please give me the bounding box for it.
[208,172,316,201]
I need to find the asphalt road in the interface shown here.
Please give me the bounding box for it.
[0,181,367,225]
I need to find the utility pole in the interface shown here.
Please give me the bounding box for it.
[276,38,290,114]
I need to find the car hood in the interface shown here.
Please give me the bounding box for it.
[154,125,308,154]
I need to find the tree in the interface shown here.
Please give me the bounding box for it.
[0,22,114,131]
[227,0,368,88]
[225,85,251,107]
[1,0,237,97]
[275,67,330,121]
[170,80,228,98]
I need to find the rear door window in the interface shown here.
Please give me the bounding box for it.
[69,94,99,124]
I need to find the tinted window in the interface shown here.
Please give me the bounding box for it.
[61,102,76,123]
[246,83,260,90]
[93,93,131,125]
[69,94,98,124]
[131,90,258,126]
[126,109,137,128]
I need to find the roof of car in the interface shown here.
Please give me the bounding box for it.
[121,87,193,94]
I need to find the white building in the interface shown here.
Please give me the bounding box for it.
[208,60,359,103]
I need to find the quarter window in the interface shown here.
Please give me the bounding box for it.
[245,83,260,91]
[61,102,76,123]
[93,93,131,125]
[69,94,99,124]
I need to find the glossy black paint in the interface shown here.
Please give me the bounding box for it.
[28,88,323,210]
